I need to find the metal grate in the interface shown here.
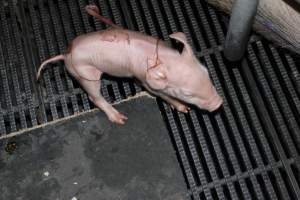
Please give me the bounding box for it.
[123,0,300,199]
[0,0,142,135]
[0,0,300,199]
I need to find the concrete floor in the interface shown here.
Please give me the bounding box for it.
[0,97,189,200]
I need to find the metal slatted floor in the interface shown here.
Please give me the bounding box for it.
[0,0,300,199]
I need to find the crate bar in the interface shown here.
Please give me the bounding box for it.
[20,0,48,124]
[163,1,244,197]
[142,1,224,197]
[9,2,38,127]
[190,158,294,194]
[205,56,251,199]
[256,42,300,151]
[206,59,250,199]
[178,113,216,199]
[169,1,225,198]
[38,89,85,103]
[0,112,4,135]
[232,68,290,198]
[180,0,212,50]
[187,112,226,199]
[0,103,41,115]
[135,0,215,198]
[207,9,295,197]
[0,4,27,129]
[203,4,279,198]
[66,0,84,35]
[1,14,26,131]
[146,1,227,194]
[174,9,227,198]
[77,0,94,33]
[182,0,255,198]
[28,0,58,120]
[231,68,284,199]
[162,103,203,199]
[218,50,279,198]
[249,44,298,157]
[139,0,159,37]
[181,1,264,197]
[0,42,14,133]
[128,0,199,198]
[269,46,300,116]
[4,3,27,129]
[38,0,70,117]
[129,0,150,34]
[244,50,300,198]
[148,0,171,41]
[201,113,239,200]
[48,0,80,114]
[187,0,216,47]
[160,0,179,37]
[171,0,201,52]
[252,42,300,196]
[194,35,261,58]
[284,55,300,96]
[220,54,277,199]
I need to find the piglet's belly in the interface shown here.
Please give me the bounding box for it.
[95,62,133,77]
[88,48,134,77]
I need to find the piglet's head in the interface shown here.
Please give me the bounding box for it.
[146,32,223,112]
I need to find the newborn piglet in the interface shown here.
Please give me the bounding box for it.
[37,4,223,124]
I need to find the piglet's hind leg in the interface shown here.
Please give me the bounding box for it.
[79,78,128,125]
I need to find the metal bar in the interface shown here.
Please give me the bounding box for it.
[232,67,290,198]
[0,3,27,130]
[242,51,300,199]
[10,2,38,127]
[28,0,58,120]
[161,102,203,199]
[38,0,70,118]
[48,0,80,114]
[187,157,295,195]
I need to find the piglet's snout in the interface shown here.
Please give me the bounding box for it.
[207,94,223,112]
[204,88,223,112]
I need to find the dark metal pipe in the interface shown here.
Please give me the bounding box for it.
[224,0,259,61]
[292,0,300,5]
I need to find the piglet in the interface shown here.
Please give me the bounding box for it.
[37,4,223,125]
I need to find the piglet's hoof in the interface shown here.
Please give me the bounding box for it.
[176,105,191,113]
[108,112,128,125]
[170,104,190,113]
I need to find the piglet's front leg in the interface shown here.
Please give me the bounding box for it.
[158,94,191,113]
[143,84,190,113]
[166,97,191,113]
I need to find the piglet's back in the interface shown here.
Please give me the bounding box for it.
[66,28,176,77]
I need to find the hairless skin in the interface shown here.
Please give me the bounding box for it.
[37,4,223,125]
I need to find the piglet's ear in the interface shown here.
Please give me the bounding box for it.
[169,32,194,58]
[146,58,168,90]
